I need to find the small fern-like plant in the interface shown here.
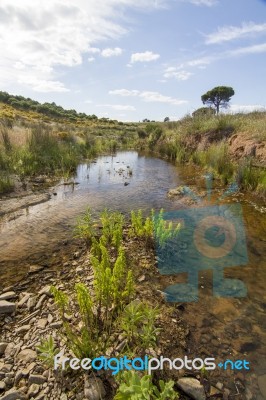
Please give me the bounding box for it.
[73,207,95,245]
[36,336,59,368]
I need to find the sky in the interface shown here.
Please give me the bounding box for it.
[0,0,265,122]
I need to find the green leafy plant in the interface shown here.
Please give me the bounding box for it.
[36,336,59,368]
[73,207,96,245]
[153,209,180,249]
[114,371,178,400]
[129,210,154,246]
[120,300,160,350]
[100,209,125,249]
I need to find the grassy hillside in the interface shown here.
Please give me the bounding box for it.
[0,97,139,194]
[136,112,266,197]
[0,91,265,197]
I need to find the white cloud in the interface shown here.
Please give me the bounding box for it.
[188,0,217,6]
[206,22,266,44]
[17,76,69,93]
[178,42,266,71]
[88,57,95,62]
[164,67,193,80]
[101,47,123,57]
[87,47,101,54]
[130,51,160,63]
[232,42,266,56]
[85,99,93,104]
[229,104,266,113]
[99,104,136,111]
[109,88,187,105]
[0,0,168,92]
[109,89,140,96]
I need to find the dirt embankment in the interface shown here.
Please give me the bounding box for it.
[185,129,266,165]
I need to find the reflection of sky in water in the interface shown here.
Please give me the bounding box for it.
[0,151,181,266]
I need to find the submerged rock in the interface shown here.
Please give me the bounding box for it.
[167,186,186,198]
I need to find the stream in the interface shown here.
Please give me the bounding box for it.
[0,150,265,397]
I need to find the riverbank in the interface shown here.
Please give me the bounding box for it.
[1,212,264,400]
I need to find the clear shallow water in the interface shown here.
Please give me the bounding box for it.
[0,151,182,282]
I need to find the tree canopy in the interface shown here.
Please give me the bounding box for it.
[201,86,235,114]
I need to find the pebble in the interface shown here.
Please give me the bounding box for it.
[28,374,47,385]
[17,325,31,334]
[0,300,16,314]
[17,294,31,308]
[177,377,206,400]
[0,342,8,355]
[17,349,37,364]
[0,388,27,400]
[0,292,16,301]
[36,295,46,310]
[84,377,106,400]
[37,319,48,329]
[28,384,40,397]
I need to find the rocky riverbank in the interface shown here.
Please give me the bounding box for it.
[1,225,264,400]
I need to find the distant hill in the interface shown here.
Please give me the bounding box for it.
[0,90,101,123]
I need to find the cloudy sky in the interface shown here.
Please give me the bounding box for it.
[0,0,265,121]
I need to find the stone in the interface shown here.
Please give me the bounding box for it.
[17,349,37,364]
[0,300,16,314]
[17,325,31,334]
[14,370,23,385]
[84,377,106,400]
[21,362,36,376]
[0,291,16,301]
[0,342,8,355]
[28,384,40,397]
[35,393,46,400]
[29,265,44,274]
[0,381,6,390]
[37,319,47,329]
[28,374,47,385]
[258,375,266,398]
[47,314,53,323]
[17,294,31,308]
[4,343,15,357]
[38,286,51,296]
[216,382,223,390]
[36,295,46,309]
[177,377,206,400]
[27,297,37,311]
[0,389,27,400]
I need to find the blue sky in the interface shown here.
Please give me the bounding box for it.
[0,0,265,121]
